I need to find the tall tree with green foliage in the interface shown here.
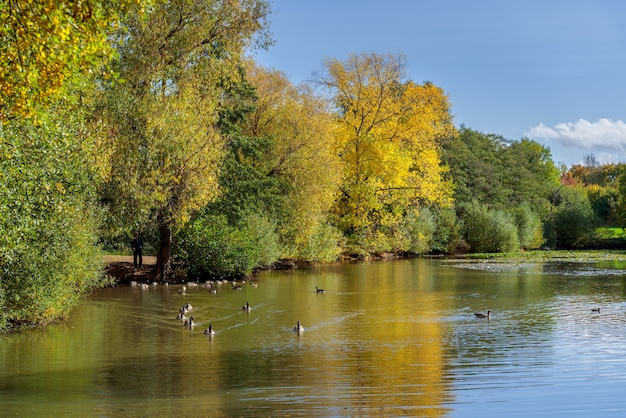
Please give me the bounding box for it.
[443,127,559,252]
[99,0,271,278]
[501,138,561,216]
[0,0,140,331]
[442,127,506,209]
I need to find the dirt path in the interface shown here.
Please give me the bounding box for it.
[103,255,158,284]
[103,255,157,265]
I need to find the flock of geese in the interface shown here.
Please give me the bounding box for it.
[175,301,217,335]
[133,279,603,333]
[163,280,326,335]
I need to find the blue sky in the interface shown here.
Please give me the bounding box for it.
[252,0,626,167]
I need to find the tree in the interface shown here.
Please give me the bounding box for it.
[501,138,561,216]
[441,127,510,209]
[99,0,271,279]
[0,79,106,331]
[315,52,456,254]
[0,0,138,121]
[586,184,618,224]
[241,63,343,259]
[614,166,626,227]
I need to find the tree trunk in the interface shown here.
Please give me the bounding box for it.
[155,213,172,280]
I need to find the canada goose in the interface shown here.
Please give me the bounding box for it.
[232,284,243,290]
[184,316,195,327]
[591,308,601,312]
[210,288,217,294]
[293,321,304,332]
[242,302,251,311]
[316,286,325,293]
[178,285,186,294]
[204,324,215,335]
[176,308,186,320]
[183,303,193,311]
[474,310,491,320]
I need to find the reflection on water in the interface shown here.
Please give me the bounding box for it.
[2,258,626,416]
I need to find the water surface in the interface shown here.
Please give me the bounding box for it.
[2,258,626,416]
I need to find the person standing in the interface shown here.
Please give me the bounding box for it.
[131,231,143,268]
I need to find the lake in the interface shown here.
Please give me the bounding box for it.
[1,257,626,416]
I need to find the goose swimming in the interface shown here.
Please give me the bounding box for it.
[474,310,491,320]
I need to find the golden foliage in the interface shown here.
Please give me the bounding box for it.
[244,62,343,255]
[317,52,457,251]
[0,0,141,121]
[100,0,270,233]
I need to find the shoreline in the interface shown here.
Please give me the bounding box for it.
[104,255,158,284]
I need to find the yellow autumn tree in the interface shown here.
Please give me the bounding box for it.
[0,0,140,121]
[316,52,457,254]
[244,62,343,260]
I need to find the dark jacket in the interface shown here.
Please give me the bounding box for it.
[132,237,143,253]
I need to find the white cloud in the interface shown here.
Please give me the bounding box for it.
[526,118,626,152]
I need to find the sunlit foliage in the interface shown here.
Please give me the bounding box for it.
[316,52,456,254]
[242,63,343,260]
[548,186,599,249]
[462,201,520,253]
[99,0,271,278]
[0,89,105,331]
[0,0,140,120]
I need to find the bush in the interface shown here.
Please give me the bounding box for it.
[176,212,280,279]
[296,221,344,262]
[0,117,105,332]
[430,207,462,253]
[512,203,544,249]
[400,206,437,254]
[462,201,520,253]
[549,186,599,249]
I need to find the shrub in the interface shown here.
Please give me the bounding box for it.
[549,186,599,249]
[512,203,544,249]
[296,221,344,262]
[0,117,105,332]
[462,201,520,253]
[400,206,437,254]
[176,212,280,279]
